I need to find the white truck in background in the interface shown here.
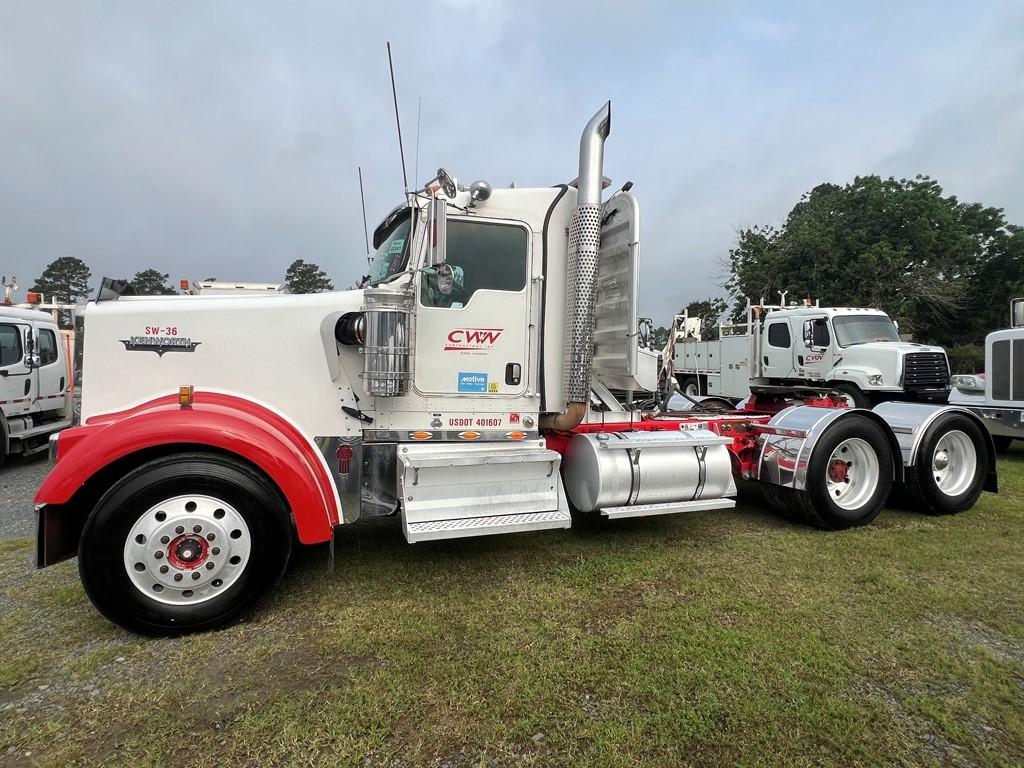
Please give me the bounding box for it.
[950,298,1024,452]
[0,306,72,465]
[671,300,951,408]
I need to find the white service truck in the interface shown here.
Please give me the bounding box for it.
[0,306,72,465]
[33,103,996,635]
[949,298,1024,452]
[672,302,951,408]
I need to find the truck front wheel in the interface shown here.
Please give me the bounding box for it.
[79,452,292,635]
[830,382,871,409]
[909,414,990,515]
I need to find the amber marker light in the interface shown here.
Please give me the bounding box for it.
[410,431,433,441]
[459,431,481,440]
[178,385,194,408]
[505,431,526,440]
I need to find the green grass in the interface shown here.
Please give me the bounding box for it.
[2,447,1023,767]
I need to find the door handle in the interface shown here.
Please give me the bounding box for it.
[798,355,804,365]
[762,356,768,366]
[24,379,31,396]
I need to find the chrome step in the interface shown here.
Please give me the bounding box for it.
[399,440,570,543]
[600,497,736,520]
[405,509,571,542]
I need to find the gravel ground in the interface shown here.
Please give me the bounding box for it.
[0,455,50,541]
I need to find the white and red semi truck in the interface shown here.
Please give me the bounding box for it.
[35,104,997,635]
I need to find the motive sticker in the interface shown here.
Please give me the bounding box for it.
[457,372,488,392]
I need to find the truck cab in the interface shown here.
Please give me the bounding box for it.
[0,306,72,465]
[950,298,1024,451]
[755,306,950,406]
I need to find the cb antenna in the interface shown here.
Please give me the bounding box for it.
[358,166,370,261]
[386,41,409,194]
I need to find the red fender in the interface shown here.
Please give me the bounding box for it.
[35,392,339,544]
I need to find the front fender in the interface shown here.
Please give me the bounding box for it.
[828,366,890,391]
[35,391,339,545]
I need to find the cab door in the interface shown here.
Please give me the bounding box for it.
[762,319,794,379]
[796,316,832,381]
[0,322,33,416]
[413,216,532,397]
[33,326,66,412]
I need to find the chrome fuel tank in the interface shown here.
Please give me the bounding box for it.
[561,430,736,513]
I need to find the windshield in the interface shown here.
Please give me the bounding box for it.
[832,315,900,346]
[367,211,412,285]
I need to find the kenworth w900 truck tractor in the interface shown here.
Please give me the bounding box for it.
[34,104,996,635]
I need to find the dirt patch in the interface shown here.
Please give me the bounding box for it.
[930,613,1024,665]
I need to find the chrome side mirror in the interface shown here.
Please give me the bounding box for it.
[802,320,814,348]
[436,167,457,198]
[1013,298,1024,328]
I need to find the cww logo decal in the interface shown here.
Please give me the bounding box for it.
[444,328,503,351]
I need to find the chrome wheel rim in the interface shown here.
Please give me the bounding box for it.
[123,494,251,606]
[931,430,976,497]
[685,381,700,396]
[825,437,879,510]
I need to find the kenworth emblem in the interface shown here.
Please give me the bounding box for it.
[120,336,201,356]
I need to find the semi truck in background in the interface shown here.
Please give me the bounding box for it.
[33,103,996,635]
[950,298,1024,452]
[670,300,951,408]
[0,306,72,465]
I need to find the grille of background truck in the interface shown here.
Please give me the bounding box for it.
[991,338,1024,402]
[902,352,950,391]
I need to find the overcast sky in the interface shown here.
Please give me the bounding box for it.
[2,1,1023,321]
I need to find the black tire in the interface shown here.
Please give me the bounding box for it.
[79,452,292,635]
[829,382,871,409]
[679,376,701,397]
[697,397,734,413]
[992,435,1013,453]
[792,415,894,530]
[908,413,990,515]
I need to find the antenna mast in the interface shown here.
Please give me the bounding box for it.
[414,97,421,191]
[386,41,409,194]
[358,166,370,260]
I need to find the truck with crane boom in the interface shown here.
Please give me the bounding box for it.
[34,103,996,635]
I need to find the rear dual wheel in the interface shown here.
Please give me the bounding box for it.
[765,416,893,530]
[79,453,292,636]
[909,413,989,515]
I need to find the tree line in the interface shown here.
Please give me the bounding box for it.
[661,174,1021,351]
[25,258,335,303]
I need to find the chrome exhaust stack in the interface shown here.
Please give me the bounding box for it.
[542,102,611,430]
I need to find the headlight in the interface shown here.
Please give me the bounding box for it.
[951,374,978,390]
[867,374,883,386]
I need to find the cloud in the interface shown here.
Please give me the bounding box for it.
[0,1,1021,324]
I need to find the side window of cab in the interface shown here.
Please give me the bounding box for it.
[37,329,59,366]
[421,219,528,309]
[0,324,22,367]
[767,321,791,348]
